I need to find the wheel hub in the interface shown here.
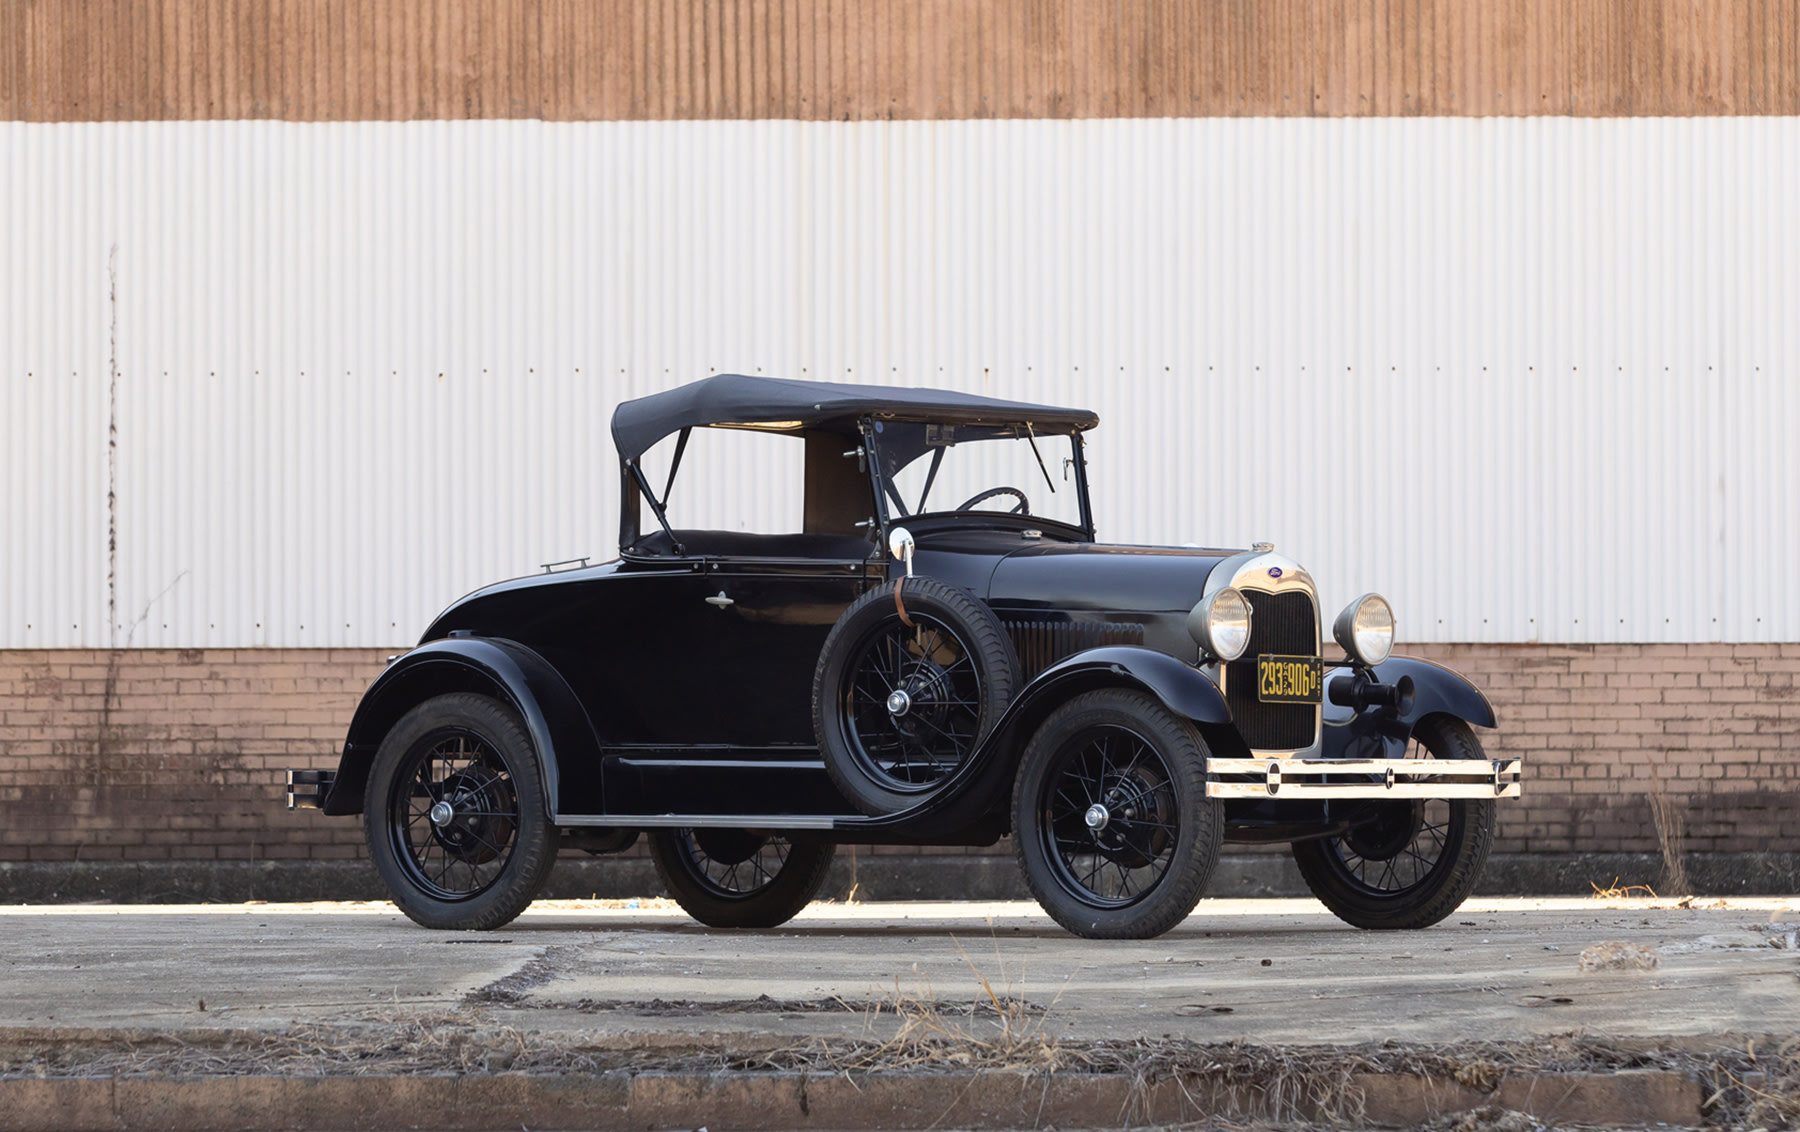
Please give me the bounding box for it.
[1345,801,1422,861]
[901,662,953,711]
[429,769,516,866]
[887,656,959,759]
[845,615,983,790]
[1083,773,1170,869]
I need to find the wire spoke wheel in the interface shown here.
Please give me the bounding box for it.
[1292,715,1497,930]
[841,615,983,792]
[389,728,521,901]
[1040,725,1180,908]
[813,576,1019,815]
[674,829,792,898]
[649,829,837,929]
[1012,689,1221,939]
[1322,734,1456,895]
[364,693,557,931]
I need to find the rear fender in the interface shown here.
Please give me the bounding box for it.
[326,637,602,817]
[1321,655,1499,760]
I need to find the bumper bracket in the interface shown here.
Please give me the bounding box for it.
[285,768,336,811]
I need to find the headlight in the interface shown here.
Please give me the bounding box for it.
[1187,587,1252,662]
[1333,593,1395,666]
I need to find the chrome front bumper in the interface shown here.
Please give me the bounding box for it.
[1206,758,1521,799]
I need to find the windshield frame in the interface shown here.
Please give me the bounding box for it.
[864,419,1095,542]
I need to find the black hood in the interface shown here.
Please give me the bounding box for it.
[985,542,1236,614]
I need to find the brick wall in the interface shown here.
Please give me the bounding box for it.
[1408,643,1800,855]
[1,645,1796,862]
[0,649,381,862]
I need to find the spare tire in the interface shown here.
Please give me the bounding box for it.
[811,576,1020,815]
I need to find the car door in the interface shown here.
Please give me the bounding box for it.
[686,555,869,747]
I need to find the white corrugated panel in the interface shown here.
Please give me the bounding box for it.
[3,118,1797,649]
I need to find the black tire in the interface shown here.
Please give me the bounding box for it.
[1291,715,1497,930]
[812,576,1020,815]
[648,830,837,929]
[364,693,558,931]
[1012,689,1223,939]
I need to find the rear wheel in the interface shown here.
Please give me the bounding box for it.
[364,693,558,931]
[1012,689,1222,939]
[648,830,836,929]
[1291,715,1496,930]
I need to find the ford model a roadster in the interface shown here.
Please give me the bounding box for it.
[288,375,1519,939]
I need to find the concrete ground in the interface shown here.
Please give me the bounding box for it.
[3,896,1796,1043]
[2,896,1797,1129]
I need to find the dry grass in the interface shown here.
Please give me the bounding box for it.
[0,1015,533,1078]
[1588,877,1659,899]
[1648,761,1693,899]
[6,1021,1788,1127]
[1705,1036,1800,1131]
[786,938,1066,1075]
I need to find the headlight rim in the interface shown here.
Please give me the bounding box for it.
[1188,586,1253,663]
[1333,592,1396,667]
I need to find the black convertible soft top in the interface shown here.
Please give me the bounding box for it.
[611,374,1099,459]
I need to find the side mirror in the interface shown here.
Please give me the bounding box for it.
[887,526,916,576]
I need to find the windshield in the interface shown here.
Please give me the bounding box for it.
[871,421,1088,532]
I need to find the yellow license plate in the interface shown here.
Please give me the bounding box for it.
[1256,654,1324,704]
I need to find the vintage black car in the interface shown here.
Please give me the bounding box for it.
[289,375,1519,939]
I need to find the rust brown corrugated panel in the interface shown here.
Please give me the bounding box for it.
[2,0,1797,120]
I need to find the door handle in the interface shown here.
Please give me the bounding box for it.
[705,591,734,608]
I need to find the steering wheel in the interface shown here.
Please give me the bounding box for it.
[955,486,1031,515]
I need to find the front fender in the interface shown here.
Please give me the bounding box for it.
[1322,655,1498,759]
[1010,646,1233,726]
[1372,656,1498,730]
[326,637,603,818]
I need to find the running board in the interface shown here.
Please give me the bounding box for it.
[556,813,845,830]
[1206,757,1522,800]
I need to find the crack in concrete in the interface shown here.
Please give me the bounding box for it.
[462,944,586,1006]
[494,993,1047,1018]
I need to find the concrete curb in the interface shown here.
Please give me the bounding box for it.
[0,1067,1704,1131]
[3,851,1798,905]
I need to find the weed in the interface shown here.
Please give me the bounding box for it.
[1588,877,1657,899]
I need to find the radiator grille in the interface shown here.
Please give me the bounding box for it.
[1004,619,1145,680]
[1223,590,1319,751]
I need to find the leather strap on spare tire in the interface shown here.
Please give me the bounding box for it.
[811,576,1020,816]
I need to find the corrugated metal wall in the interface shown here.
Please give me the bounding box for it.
[5,0,1799,122]
[5,117,1798,649]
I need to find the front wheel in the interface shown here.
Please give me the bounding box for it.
[1012,689,1222,939]
[648,830,836,929]
[1291,715,1497,930]
[364,693,558,931]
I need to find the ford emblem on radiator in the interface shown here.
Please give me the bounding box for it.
[1267,566,1283,578]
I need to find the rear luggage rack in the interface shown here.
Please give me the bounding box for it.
[1207,757,1521,799]
[286,768,336,810]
